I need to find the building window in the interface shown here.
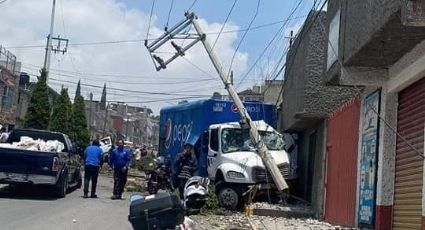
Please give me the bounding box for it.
[2,86,13,110]
[327,9,341,70]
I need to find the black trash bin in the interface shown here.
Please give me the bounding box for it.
[129,192,185,230]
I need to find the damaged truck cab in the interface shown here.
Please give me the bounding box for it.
[206,121,290,209]
[159,99,293,210]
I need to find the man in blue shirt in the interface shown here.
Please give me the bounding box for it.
[109,139,131,200]
[83,139,103,198]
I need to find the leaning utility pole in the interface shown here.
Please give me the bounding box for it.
[145,12,288,191]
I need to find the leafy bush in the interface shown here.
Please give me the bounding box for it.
[200,184,226,215]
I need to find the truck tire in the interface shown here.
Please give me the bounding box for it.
[216,183,241,210]
[54,174,68,198]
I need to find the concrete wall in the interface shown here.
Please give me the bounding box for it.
[282,11,357,131]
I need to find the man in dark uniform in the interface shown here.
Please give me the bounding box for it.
[174,144,198,199]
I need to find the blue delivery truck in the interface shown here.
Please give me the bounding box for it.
[159,99,291,209]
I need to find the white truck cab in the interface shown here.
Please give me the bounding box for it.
[206,120,290,209]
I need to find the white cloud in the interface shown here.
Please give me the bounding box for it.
[0,0,248,113]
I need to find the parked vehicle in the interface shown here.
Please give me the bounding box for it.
[159,99,293,209]
[146,156,173,194]
[0,129,82,198]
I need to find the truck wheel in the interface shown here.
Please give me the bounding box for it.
[54,175,68,198]
[217,183,241,210]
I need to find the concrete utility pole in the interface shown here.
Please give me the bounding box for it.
[43,0,69,80]
[145,12,288,191]
[43,0,56,75]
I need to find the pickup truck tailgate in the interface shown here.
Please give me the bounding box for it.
[0,148,57,176]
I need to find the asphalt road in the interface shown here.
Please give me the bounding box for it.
[0,175,133,230]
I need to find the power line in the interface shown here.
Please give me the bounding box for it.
[35,76,212,97]
[236,0,304,89]
[211,0,238,52]
[165,0,174,30]
[146,0,156,40]
[187,0,198,11]
[4,16,307,50]
[21,62,214,80]
[227,0,260,78]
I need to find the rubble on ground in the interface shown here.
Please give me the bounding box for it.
[192,213,356,230]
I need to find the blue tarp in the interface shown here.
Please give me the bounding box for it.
[159,99,276,177]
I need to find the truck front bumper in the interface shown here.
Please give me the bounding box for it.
[0,172,57,185]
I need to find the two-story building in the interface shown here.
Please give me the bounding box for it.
[324,1,425,229]
[280,10,359,221]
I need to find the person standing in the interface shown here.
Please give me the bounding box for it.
[174,144,198,199]
[83,140,103,198]
[109,139,131,200]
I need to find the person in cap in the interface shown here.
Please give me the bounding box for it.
[174,143,198,199]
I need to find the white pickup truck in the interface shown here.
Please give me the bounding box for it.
[206,120,290,209]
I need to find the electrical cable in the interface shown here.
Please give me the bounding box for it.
[33,76,212,97]
[165,0,174,30]
[187,0,198,12]
[227,0,260,79]
[21,62,214,80]
[236,0,304,89]
[211,0,238,52]
[5,16,307,50]
[146,0,156,40]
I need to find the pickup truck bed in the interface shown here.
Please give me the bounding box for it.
[0,128,82,198]
[0,148,58,184]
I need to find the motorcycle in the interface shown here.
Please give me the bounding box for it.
[146,156,173,194]
[129,176,209,230]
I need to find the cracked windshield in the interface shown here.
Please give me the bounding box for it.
[221,128,285,153]
[1,0,419,229]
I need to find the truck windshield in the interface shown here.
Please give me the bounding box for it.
[221,128,285,153]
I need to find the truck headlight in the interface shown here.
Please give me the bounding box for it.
[227,171,245,179]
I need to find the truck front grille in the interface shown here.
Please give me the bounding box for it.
[253,163,289,182]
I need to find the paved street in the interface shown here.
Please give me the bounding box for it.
[0,175,133,230]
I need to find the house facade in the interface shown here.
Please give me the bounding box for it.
[280,10,358,220]
[324,1,425,229]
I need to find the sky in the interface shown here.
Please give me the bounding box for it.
[0,0,317,114]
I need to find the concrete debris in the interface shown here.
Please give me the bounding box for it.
[191,213,357,230]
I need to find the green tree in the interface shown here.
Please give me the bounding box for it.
[24,69,51,129]
[72,95,90,148]
[49,87,72,135]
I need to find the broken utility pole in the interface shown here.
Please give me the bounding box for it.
[145,12,288,191]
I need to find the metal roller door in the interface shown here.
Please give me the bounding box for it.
[393,77,425,230]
